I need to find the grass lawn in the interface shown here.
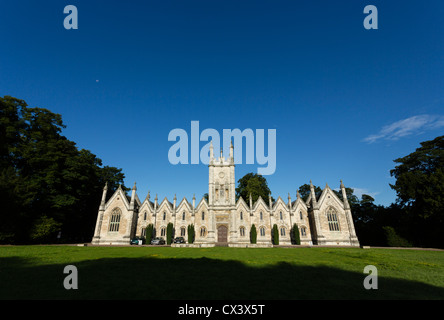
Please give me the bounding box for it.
[0,245,443,299]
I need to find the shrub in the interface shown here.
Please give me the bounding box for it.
[166,223,174,245]
[250,224,257,244]
[383,226,412,247]
[272,224,279,245]
[145,224,154,244]
[187,224,195,244]
[30,216,62,243]
[292,223,300,245]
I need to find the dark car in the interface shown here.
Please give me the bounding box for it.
[151,237,165,245]
[130,237,145,245]
[173,237,185,244]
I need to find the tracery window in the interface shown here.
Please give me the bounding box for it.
[327,207,340,231]
[240,227,245,237]
[200,227,207,237]
[109,208,121,232]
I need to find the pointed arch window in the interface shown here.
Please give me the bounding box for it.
[109,208,121,232]
[327,207,340,231]
[300,211,303,220]
[280,227,286,236]
[260,211,263,221]
[202,212,205,220]
[143,211,147,221]
[200,227,207,237]
[240,227,245,237]
[182,212,186,220]
[301,226,307,236]
[240,211,243,220]
[180,227,186,237]
[163,212,166,221]
[161,227,166,237]
[279,211,283,220]
[259,226,266,237]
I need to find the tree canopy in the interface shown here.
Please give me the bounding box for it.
[389,135,444,247]
[0,96,127,244]
[235,172,274,204]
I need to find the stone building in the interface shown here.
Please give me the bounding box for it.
[91,142,359,247]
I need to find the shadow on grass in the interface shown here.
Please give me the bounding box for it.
[1,256,443,300]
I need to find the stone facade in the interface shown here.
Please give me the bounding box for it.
[92,143,360,247]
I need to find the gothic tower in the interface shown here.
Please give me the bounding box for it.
[208,140,236,244]
[208,141,235,207]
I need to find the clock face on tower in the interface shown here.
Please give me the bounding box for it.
[219,172,225,178]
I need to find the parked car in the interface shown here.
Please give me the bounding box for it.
[173,237,185,244]
[130,237,145,245]
[151,237,165,245]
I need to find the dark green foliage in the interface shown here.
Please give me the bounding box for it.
[298,184,322,202]
[383,226,412,247]
[145,224,154,244]
[390,135,444,248]
[166,223,174,245]
[0,96,127,244]
[29,216,62,243]
[250,224,257,244]
[292,223,300,245]
[187,224,195,244]
[236,172,274,204]
[272,224,279,245]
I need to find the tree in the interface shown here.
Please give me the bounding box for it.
[297,184,322,202]
[334,187,360,209]
[0,96,127,244]
[166,223,174,245]
[145,224,154,244]
[272,224,279,245]
[382,226,412,247]
[236,173,274,204]
[187,224,195,244]
[292,223,300,245]
[250,224,257,244]
[390,135,444,248]
[29,215,62,243]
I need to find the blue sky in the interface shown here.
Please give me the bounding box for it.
[1,1,443,206]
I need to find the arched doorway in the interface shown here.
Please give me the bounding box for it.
[217,225,228,243]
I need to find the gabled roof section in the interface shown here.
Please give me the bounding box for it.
[176,197,192,212]
[317,184,344,209]
[236,196,249,210]
[252,195,269,211]
[105,185,130,210]
[272,196,288,211]
[134,193,142,207]
[291,196,308,211]
[196,198,208,210]
[158,197,173,211]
